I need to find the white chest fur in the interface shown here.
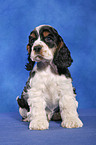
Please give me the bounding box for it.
[28,65,73,112]
[26,64,83,130]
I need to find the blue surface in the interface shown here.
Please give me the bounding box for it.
[0,0,96,110]
[0,1,96,144]
[0,109,96,145]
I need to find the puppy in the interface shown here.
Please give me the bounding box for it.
[17,25,83,130]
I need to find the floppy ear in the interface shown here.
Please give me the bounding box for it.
[53,36,73,68]
[25,44,35,71]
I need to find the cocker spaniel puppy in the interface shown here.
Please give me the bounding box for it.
[17,25,83,130]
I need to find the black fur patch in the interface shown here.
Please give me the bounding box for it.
[17,97,29,111]
[51,106,61,121]
[57,67,71,78]
[73,87,76,94]
[29,30,38,46]
[25,55,35,71]
[40,26,59,49]
[17,71,36,110]
[53,45,73,68]
[30,71,36,78]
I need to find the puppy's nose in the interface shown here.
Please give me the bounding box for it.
[33,45,42,53]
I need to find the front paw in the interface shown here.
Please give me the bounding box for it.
[61,117,83,128]
[29,119,49,130]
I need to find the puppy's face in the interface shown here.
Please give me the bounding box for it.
[26,25,73,71]
[28,25,60,62]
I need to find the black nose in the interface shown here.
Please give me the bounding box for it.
[33,45,42,53]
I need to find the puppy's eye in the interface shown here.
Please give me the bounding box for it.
[30,38,34,43]
[45,35,53,41]
[29,36,35,44]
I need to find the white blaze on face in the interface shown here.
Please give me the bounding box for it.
[30,25,53,62]
[35,24,52,32]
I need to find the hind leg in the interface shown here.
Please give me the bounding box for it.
[19,107,29,122]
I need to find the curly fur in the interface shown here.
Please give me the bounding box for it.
[17,25,83,130]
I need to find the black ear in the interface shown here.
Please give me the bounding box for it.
[53,37,73,68]
[25,55,35,71]
[25,44,35,71]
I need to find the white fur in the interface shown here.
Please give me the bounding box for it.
[24,65,83,130]
[18,25,83,130]
[35,24,51,33]
[19,108,27,119]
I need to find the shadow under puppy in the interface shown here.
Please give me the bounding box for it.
[17,25,83,130]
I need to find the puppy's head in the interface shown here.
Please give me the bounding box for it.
[26,25,73,70]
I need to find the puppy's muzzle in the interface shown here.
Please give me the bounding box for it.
[33,45,42,53]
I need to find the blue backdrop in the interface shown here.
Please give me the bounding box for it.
[0,0,96,112]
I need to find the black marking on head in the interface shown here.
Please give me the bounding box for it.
[39,26,60,49]
[29,30,38,46]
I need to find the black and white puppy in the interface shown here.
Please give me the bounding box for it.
[17,25,83,130]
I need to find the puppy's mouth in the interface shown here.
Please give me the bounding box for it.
[33,54,51,62]
[33,55,44,62]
